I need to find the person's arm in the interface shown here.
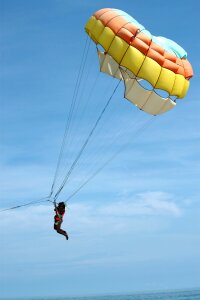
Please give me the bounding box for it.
[54,203,58,213]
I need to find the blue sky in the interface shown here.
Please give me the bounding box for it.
[0,0,200,297]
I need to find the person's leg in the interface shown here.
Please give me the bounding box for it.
[54,223,68,239]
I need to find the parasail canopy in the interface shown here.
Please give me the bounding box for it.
[85,8,193,115]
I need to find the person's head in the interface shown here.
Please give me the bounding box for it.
[58,202,65,208]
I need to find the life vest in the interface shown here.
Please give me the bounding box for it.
[54,208,65,222]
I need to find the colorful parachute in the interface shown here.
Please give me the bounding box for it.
[85,8,193,115]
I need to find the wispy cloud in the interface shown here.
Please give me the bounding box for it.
[97,191,182,217]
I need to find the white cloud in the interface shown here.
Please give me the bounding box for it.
[64,191,183,238]
[97,191,182,217]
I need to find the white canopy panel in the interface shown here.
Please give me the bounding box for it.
[97,50,176,115]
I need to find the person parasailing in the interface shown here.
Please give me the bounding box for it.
[54,201,69,240]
